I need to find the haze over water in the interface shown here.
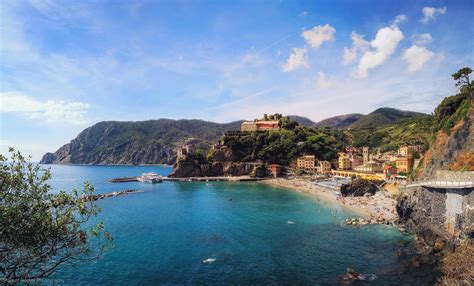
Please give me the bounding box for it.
[46,165,434,285]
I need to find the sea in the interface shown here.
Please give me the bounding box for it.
[43,165,435,285]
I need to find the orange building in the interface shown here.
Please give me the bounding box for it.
[297,155,316,173]
[396,157,413,174]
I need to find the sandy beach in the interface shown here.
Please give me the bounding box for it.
[261,178,398,221]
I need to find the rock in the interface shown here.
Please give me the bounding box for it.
[340,179,383,197]
[410,257,421,268]
[433,238,445,252]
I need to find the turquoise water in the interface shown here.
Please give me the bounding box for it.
[44,165,433,285]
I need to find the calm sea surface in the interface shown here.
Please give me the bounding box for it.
[44,165,434,285]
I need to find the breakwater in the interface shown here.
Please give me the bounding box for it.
[108,176,268,183]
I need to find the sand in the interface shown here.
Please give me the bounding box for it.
[261,178,398,221]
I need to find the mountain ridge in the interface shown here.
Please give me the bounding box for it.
[40,107,426,165]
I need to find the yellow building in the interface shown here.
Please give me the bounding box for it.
[297,155,316,173]
[317,161,332,173]
[354,161,383,173]
[338,153,351,170]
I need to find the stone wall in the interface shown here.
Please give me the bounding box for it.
[397,186,473,243]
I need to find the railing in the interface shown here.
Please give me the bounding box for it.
[405,180,474,189]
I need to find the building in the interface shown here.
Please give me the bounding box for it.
[297,155,316,173]
[396,157,413,174]
[398,146,412,157]
[240,116,281,131]
[268,164,282,178]
[317,161,332,173]
[353,161,382,173]
[398,145,422,158]
[348,154,363,169]
[338,153,351,170]
[383,165,398,180]
[362,147,370,164]
[176,139,197,161]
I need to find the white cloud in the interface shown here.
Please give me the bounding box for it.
[402,45,435,72]
[413,33,433,45]
[315,72,333,89]
[282,48,309,72]
[391,14,407,27]
[301,24,336,48]
[299,11,308,17]
[343,47,357,65]
[342,32,369,65]
[0,92,90,125]
[355,20,404,78]
[420,6,446,23]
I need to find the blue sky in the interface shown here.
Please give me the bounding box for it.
[1,0,473,160]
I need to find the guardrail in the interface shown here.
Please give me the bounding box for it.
[405,180,474,189]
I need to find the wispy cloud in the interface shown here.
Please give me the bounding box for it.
[0,92,90,125]
[282,48,309,72]
[420,6,446,23]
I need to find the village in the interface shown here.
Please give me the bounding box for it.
[168,115,430,223]
[176,115,423,184]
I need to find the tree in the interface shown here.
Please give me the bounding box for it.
[452,67,473,99]
[0,148,112,284]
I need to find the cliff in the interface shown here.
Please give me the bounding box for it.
[168,145,257,177]
[396,96,473,246]
[418,100,474,179]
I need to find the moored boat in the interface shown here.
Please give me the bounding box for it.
[137,172,163,183]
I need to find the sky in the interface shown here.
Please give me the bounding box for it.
[0,0,473,160]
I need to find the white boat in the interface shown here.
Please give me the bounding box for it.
[137,172,163,183]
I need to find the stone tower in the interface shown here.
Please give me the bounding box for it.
[363,147,369,164]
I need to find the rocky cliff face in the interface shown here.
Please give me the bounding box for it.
[418,104,474,179]
[169,144,257,178]
[40,119,242,165]
[169,161,255,178]
[397,101,474,244]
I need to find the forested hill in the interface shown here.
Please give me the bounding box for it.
[40,119,243,165]
[314,108,425,129]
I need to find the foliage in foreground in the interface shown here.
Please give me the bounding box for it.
[0,148,112,284]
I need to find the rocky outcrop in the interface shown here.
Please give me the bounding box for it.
[168,161,256,178]
[340,179,383,197]
[418,102,473,179]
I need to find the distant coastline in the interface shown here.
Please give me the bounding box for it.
[40,163,174,167]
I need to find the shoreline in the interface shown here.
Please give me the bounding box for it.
[261,178,398,221]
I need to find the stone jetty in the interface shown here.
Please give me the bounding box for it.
[91,189,144,200]
[109,177,139,183]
